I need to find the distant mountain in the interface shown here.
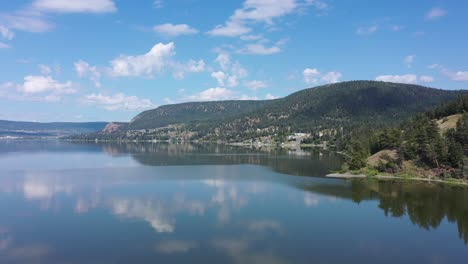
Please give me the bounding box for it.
[77,81,466,141]
[127,100,274,130]
[202,81,464,139]
[0,120,108,138]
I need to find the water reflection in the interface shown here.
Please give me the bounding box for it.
[0,141,467,263]
[302,179,468,243]
[93,142,343,177]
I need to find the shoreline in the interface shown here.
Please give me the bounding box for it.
[326,173,468,186]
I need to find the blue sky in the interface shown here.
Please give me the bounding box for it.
[0,0,467,122]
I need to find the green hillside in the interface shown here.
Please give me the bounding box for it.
[77,81,465,141]
[127,100,274,130]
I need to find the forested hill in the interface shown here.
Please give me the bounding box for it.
[0,120,108,137]
[83,81,466,141]
[127,100,274,130]
[205,81,463,137]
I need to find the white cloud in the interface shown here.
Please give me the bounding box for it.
[303,68,320,84]
[237,43,280,55]
[185,87,236,101]
[265,93,278,99]
[74,60,102,87]
[211,71,227,86]
[18,75,76,94]
[207,0,323,38]
[356,25,378,35]
[0,42,11,49]
[109,42,175,77]
[375,74,418,84]
[321,71,342,84]
[419,75,434,83]
[426,7,447,20]
[32,0,117,13]
[185,59,205,72]
[210,52,248,87]
[82,93,155,111]
[38,64,52,75]
[443,70,468,81]
[303,68,342,84]
[153,23,198,37]
[1,11,53,33]
[172,59,206,80]
[244,80,267,90]
[0,25,14,40]
[215,53,231,71]
[404,55,415,68]
[207,21,252,37]
[232,0,298,23]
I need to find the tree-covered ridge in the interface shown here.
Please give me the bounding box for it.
[204,81,462,138]
[345,95,468,180]
[127,100,274,130]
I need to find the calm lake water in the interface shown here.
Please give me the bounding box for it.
[0,140,467,264]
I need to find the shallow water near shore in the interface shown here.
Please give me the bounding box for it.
[0,140,467,264]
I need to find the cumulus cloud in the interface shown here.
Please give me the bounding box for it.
[244,80,267,90]
[1,75,76,102]
[356,25,378,35]
[426,7,447,20]
[375,74,418,84]
[211,71,227,86]
[74,60,102,87]
[303,67,341,84]
[153,23,198,37]
[73,43,204,81]
[237,44,280,55]
[82,93,155,111]
[265,93,278,99]
[321,71,342,84]
[215,53,231,71]
[109,42,175,77]
[172,59,206,80]
[32,0,117,13]
[210,52,248,87]
[185,59,206,72]
[18,75,75,94]
[303,68,320,84]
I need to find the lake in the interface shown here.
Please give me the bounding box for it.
[0,140,467,263]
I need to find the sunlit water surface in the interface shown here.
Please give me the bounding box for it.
[0,140,467,264]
